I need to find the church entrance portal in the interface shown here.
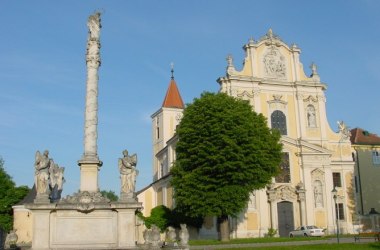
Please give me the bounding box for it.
[277,201,294,237]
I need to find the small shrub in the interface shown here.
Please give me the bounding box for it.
[267,228,277,238]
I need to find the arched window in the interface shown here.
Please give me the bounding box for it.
[271,110,287,135]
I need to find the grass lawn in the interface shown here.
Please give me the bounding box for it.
[190,237,326,246]
[221,243,380,250]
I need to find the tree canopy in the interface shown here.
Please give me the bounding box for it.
[170,92,283,220]
[0,157,29,232]
[100,190,119,201]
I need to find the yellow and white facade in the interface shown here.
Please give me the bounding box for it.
[137,30,356,238]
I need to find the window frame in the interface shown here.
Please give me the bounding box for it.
[275,152,291,183]
[335,203,345,220]
[271,110,287,135]
[332,172,342,188]
[372,150,380,165]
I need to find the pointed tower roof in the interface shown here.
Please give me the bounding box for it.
[161,65,184,109]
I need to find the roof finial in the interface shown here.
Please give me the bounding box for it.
[170,62,174,80]
[268,28,273,38]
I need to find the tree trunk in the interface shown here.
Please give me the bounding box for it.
[219,215,230,242]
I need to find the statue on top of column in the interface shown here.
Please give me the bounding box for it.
[87,12,101,41]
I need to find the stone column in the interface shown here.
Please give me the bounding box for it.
[297,189,307,226]
[267,188,277,230]
[78,12,102,192]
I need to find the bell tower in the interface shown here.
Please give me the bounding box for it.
[151,64,184,181]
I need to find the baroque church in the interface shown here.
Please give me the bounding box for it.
[137,29,355,238]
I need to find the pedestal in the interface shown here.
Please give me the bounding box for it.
[78,159,102,192]
[26,201,142,249]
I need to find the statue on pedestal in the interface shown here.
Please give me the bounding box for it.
[34,150,51,195]
[119,150,138,197]
[179,224,189,248]
[49,161,65,202]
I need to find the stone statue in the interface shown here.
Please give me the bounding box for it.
[310,63,318,76]
[337,121,351,141]
[314,181,323,208]
[150,225,161,248]
[179,224,189,247]
[143,225,161,249]
[4,230,18,249]
[34,150,51,195]
[87,12,101,41]
[49,161,65,202]
[118,150,138,194]
[165,226,177,247]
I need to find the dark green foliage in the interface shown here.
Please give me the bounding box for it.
[0,157,29,232]
[170,92,282,219]
[100,190,119,201]
[143,205,172,232]
[139,205,203,232]
[171,208,203,229]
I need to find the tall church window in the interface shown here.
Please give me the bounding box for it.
[306,105,317,128]
[335,203,345,220]
[275,152,290,183]
[332,172,342,187]
[271,110,287,135]
[156,117,160,139]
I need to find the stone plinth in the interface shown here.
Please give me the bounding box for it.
[78,159,102,192]
[26,200,142,249]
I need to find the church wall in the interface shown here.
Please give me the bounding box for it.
[314,211,327,228]
[166,185,173,209]
[288,147,301,185]
[247,212,258,230]
[157,187,163,206]
[286,94,298,138]
[137,187,154,216]
[260,93,268,117]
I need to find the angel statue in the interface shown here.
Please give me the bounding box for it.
[34,150,51,195]
[337,121,351,141]
[49,161,65,202]
[118,150,138,194]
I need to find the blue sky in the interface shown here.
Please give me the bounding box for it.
[1,1,379,196]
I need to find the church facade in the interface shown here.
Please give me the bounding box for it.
[137,30,355,238]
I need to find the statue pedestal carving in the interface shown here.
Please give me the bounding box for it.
[34,193,50,204]
[26,200,142,249]
[120,192,137,202]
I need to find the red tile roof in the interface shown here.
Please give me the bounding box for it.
[162,79,184,109]
[350,128,380,145]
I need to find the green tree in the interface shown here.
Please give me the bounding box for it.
[0,157,29,232]
[142,205,172,232]
[170,92,283,241]
[100,190,119,201]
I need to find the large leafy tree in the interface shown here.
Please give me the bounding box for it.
[0,157,29,232]
[170,92,283,241]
